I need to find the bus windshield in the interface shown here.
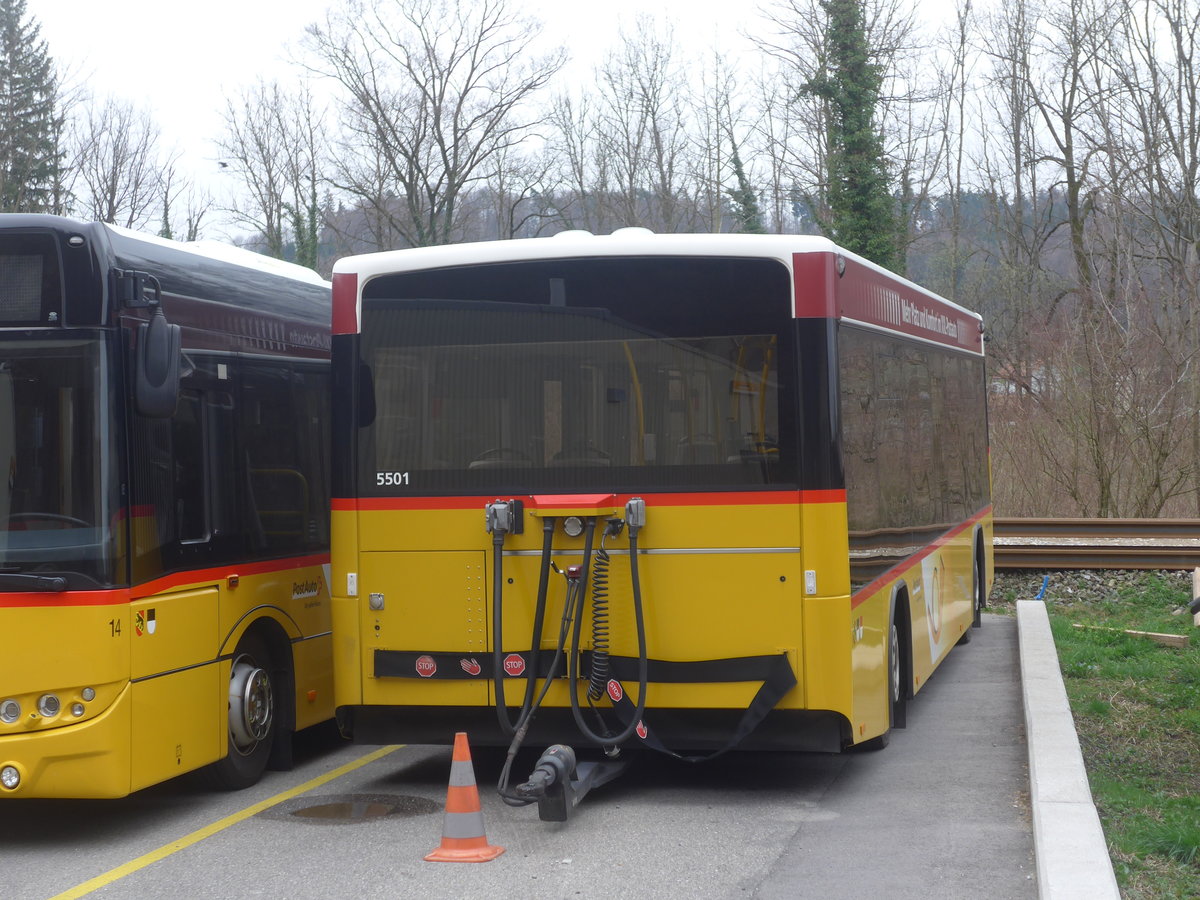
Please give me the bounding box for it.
[0,335,121,589]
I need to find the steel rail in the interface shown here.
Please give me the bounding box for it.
[993,517,1200,569]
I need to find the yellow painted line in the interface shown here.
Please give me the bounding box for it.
[50,745,404,900]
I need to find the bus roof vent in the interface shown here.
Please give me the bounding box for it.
[610,227,655,238]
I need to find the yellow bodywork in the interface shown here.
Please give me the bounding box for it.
[332,495,988,750]
[0,559,334,798]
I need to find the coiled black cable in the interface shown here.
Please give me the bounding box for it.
[568,516,648,747]
[587,543,611,702]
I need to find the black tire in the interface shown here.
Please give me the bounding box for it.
[958,548,986,645]
[973,545,986,627]
[887,616,907,729]
[205,631,277,790]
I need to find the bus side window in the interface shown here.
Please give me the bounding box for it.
[240,363,328,554]
[293,366,331,546]
[174,390,207,542]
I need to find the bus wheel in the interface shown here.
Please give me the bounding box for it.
[972,547,986,628]
[207,632,276,790]
[959,550,985,645]
[887,616,907,728]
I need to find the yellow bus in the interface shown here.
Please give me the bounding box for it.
[328,231,992,776]
[0,215,333,798]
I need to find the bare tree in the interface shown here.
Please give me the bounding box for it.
[976,0,1200,516]
[921,0,978,302]
[1102,0,1200,513]
[68,95,171,229]
[219,79,327,264]
[157,160,213,241]
[754,0,834,229]
[545,92,611,233]
[691,50,748,233]
[591,17,705,231]
[304,0,563,248]
[480,140,560,239]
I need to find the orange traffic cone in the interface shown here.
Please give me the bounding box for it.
[424,732,505,863]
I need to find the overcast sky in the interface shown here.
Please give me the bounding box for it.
[28,0,759,209]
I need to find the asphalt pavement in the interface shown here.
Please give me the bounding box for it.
[753,613,1037,899]
[6,610,1114,899]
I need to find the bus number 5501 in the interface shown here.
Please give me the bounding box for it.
[377,472,410,486]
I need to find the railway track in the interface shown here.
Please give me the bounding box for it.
[993,517,1200,569]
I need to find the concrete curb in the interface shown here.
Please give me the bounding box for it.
[1016,600,1120,899]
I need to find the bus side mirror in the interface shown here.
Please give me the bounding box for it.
[136,306,181,418]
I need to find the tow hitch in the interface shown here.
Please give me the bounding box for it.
[512,744,630,822]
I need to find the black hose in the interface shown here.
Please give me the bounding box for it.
[491,531,513,736]
[567,518,649,747]
[492,517,555,737]
[626,523,649,727]
[497,554,583,805]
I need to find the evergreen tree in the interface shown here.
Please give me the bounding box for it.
[0,0,63,213]
[803,0,900,271]
[726,135,765,234]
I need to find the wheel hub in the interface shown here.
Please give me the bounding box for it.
[229,655,273,753]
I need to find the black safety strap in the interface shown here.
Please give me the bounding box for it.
[374,648,797,761]
[602,652,796,762]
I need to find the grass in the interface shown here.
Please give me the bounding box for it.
[1041,572,1200,899]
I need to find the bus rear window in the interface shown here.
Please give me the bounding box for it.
[0,232,62,325]
[356,256,800,494]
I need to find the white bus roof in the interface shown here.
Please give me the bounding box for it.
[333,229,979,321]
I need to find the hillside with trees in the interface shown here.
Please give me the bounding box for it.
[4,0,1199,518]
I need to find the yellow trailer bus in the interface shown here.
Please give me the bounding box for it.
[0,214,333,798]
[329,231,991,787]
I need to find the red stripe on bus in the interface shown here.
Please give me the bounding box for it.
[792,250,983,354]
[793,251,838,318]
[0,554,331,609]
[334,490,846,512]
[132,553,331,599]
[849,506,993,609]
[332,272,359,335]
[112,505,156,523]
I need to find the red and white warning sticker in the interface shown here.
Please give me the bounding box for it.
[415,655,437,677]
